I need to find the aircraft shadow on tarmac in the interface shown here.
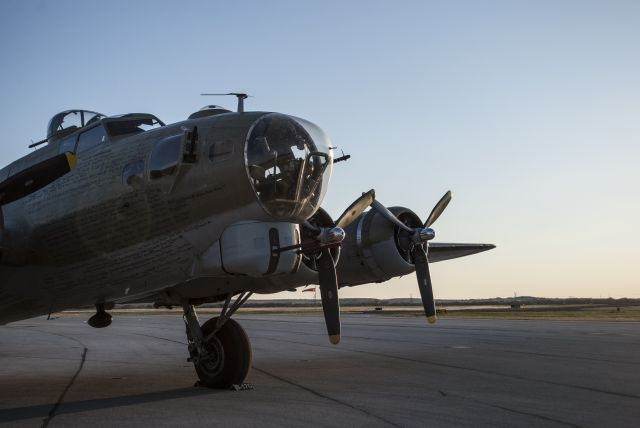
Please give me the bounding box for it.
[0,387,222,423]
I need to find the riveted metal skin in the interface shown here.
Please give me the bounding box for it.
[0,111,333,324]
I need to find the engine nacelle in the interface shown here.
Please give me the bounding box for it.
[337,206,422,287]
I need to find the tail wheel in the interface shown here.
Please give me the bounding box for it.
[193,317,252,388]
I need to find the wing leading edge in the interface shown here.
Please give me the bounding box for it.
[427,243,496,263]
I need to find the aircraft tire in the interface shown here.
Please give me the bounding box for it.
[194,317,252,388]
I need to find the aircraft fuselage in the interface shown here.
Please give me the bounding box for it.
[0,111,331,324]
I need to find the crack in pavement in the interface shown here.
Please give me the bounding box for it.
[252,366,402,427]
[41,347,87,428]
[254,335,640,400]
[7,327,89,428]
[245,325,638,366]
[442,391,583,427]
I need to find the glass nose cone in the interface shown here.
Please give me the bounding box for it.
[245,113,333,221]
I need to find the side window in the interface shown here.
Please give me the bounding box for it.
[149,134,182,179]
[122,160,145,186]
[208,139,234,163]
[58,134,77,154]
[76,125,107,153]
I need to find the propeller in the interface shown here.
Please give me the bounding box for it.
[303,189,375,344]
[336,190,376,229]
[370,191,452,324]
[318,247,340,344]
[425,190,451,228]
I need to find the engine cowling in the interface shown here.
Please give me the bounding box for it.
[336,206,423,287]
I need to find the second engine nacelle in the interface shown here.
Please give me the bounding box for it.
[337,206,422,287]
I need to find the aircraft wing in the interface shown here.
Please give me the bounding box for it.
[428,243,495,263]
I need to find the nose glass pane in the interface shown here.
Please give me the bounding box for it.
[246,114,331,220]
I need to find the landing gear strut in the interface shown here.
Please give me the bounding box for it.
[182,292,253,388]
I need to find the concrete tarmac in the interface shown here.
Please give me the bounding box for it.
[0,314,639,427]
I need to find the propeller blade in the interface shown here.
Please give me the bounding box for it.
[370,200,414,233]
[412,246,437,324]
[335,189,375,229]
[425,190,452,228]
[318,248,341,344]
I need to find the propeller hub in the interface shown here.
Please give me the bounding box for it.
[414,227,436,243]
[316,227,345,244]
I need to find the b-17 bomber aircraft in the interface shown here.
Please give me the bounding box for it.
[0,94,494,388]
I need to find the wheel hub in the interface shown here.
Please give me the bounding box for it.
[196,336,225,377]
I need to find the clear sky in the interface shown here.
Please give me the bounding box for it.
[1,0,638,299]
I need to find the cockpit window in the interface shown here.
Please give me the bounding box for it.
[246,113,333,221]
[76,125,107,153]
[58,134,77,154]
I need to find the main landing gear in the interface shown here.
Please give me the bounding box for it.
[182,292,253,388]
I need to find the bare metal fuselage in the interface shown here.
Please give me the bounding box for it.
[0,111,319,324]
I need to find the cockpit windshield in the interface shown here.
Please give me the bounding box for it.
[246,113,333,221]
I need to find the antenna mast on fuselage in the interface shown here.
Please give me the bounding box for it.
[200,93,249,113]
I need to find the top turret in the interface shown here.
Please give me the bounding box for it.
[47,110,105,140]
